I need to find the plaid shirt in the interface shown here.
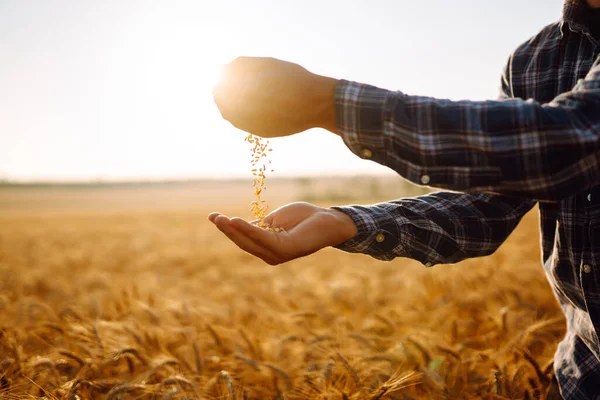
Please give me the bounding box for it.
[332,1,600,398]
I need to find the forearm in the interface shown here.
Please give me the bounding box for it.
[331,192,535,266]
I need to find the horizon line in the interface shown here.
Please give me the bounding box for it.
[0,171,397,187]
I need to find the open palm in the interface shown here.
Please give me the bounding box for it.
[208,202,357,265]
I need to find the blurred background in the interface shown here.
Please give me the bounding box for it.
[1,0,563,182]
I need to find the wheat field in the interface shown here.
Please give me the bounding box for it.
[0,179,564,399]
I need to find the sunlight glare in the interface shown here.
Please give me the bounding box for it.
[211,64,225,90]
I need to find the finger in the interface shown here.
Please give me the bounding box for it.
[212,80,250,123]
[217,221,279,265]
[264,213,275,225]
[208,212,223,224]
[226,56,272,74]
[229,217,282,250]
[212,85,235,119]
[214,216,280,265]
[219,58,254,85]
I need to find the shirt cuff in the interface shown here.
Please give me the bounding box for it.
[329,204,402,262]
[335,79,394,167]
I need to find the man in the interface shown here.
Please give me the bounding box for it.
[211,0,600,398]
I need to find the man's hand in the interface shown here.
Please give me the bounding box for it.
[208,202,357,265]
[212,57,339,137]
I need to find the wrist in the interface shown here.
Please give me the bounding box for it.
[326,207,358,244]
[310,75,338,134]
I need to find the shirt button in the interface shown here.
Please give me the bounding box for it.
[583,264,592,274]
[375,233,385,243]
[361,149,373,159]
[421,175,431,185]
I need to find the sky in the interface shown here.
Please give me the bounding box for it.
[0,0,564,181]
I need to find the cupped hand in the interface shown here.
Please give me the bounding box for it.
[208,202,357,265]
[212,57,338,138]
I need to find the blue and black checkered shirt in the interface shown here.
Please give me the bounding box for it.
[333,1,600,398]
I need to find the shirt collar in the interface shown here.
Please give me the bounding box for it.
[561,0,590,35]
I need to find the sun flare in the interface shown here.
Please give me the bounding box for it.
[210,64,225,90]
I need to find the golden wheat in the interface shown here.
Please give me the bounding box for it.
[0,184,564,399]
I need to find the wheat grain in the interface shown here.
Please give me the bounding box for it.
[264,362,293,391]
[335,353,360,386]
[238,328,259,360]
[234,353,260,371]
[111,347,150,366]
[58,350,86,367]
[244,133,284,233]
[160,375,195,391]
[105,383,147,399]
[322,360,334,386]
[192,342,203,374]
[220,370,236,399]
